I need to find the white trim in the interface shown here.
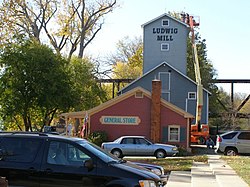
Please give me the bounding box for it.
[161,43,169,51]
[141,13,190,28]
[188,92,196,100]
[168,125,180,142]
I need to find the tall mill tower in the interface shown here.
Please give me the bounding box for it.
[142,13,189,75]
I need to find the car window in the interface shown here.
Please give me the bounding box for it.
[121,138,134,144]
[222,132,238,139]
[47,141,90,166]
[135,138,150,145]
[0,137,42,163]
[238,132,250,140]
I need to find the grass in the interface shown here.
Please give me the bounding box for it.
[222,156,250,186]
[126,155,208,172]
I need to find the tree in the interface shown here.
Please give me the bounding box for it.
[0,40,76,131]
[109,36,143,79]
[69,57,108,111]
[0,0,117,60]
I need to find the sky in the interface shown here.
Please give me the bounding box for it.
[86,0,250,95]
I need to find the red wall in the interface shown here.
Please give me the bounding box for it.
[90,95,152,141]
[90,94,188,149]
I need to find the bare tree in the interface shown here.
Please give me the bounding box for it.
[0,0,117,59]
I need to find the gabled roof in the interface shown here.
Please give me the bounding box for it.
[119,61,211,95]
[141,13,189,28]
[88,86,194,119]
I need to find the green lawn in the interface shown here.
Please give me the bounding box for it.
[126,155,208,172]
[222,156,250,186]
[127,155,250,186]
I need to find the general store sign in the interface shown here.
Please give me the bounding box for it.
[100,116,140,125]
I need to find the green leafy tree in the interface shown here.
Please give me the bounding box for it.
[0,40,76,131]
[69,57,108,111]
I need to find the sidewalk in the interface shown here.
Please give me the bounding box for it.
[166,154,249,187]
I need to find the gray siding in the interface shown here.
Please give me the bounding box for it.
[121,63,209,125]
[143,15,189,75]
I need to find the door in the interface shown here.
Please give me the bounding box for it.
[120,138,136,155]
[40,140,106,187]
[236,132,250,154]
[134,138,154,156]
[0,137,43,187]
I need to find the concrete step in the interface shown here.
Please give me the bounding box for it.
[166,171,191,187]
[207,155,249,187]
[191,162,220,187]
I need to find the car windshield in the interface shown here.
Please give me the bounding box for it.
[76,140,120,163]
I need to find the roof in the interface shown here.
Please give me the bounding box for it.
[60,111,87,119]
[141,13,189,28]
[88,86,194,119]
[119,61,211,95]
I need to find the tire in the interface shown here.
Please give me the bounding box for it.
[111,149,123,158]
[155,150,166,158]
[224,147,238,156]
[198,137,206,145]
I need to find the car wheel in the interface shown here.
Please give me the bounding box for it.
[111,149,123,158]
[155,150,166,158]
[224,147,238,156]
[198,137,206,145]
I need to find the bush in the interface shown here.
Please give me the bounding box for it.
[177,146,193,156]
[87,131,108,146]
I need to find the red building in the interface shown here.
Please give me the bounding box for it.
[61,80,194,149]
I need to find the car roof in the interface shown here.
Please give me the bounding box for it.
[0,131,85,142]
[119,135,146,138]
[219,130,250,136]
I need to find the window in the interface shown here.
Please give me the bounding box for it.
[188,92,196,99]
[159,72,170,93]
[161,43,169,51]
[168,125,180,142]
[238,132,250,140]
[135,138,150,145]
[222,132,238,139]
[47,141,90,165]
[121,138,134,144]
[135,91,143,98]
[0,137,42,163]
[162,19,169,27]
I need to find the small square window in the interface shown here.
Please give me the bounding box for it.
[162,19,169,27]
[135,91,143,98]
[161,43,169,51]
[188,92,196,99]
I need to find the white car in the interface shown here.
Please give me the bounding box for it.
[216,130,250,156]
[101,136,179,158]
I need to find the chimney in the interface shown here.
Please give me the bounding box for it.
[150,79,161,143]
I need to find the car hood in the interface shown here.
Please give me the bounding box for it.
[112,160,161,180]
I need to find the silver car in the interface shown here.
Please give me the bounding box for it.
[101,136,178,158]
[216,130,250,156]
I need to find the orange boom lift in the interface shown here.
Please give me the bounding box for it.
[182,14,209,144]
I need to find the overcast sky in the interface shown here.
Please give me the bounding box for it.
[86,0,250,95]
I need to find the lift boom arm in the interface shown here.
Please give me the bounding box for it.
[189,16,203,130]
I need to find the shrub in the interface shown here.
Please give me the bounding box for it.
[87,131,108,146]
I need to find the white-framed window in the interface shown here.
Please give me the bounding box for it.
[135,91,143,98]
[168,125,180,142]
[161,43,169,51]
[162,19,169,27]
[188,92,196,100]
[159,72,170,93]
